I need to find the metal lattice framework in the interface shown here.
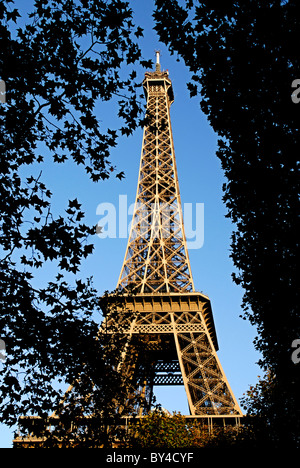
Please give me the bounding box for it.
[112,54,242,418]
[117,57,193,294]
[12,54,243,448]
[105,292,241,416]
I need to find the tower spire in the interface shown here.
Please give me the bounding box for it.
[155,50,161,72]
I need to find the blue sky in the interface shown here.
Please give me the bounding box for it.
[0,0,262,447]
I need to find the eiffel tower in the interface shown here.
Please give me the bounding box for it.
[13,53,242,447]
[107,52,243,422]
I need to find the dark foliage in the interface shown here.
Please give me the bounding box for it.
[0,0,151,431]
[154,0,299,447]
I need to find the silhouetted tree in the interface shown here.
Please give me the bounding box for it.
[239,370,282,448]
[15,294,149,448]
[153,0,299,447]
[0,0,151,432]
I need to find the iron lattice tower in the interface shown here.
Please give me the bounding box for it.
[109,54,242,419]
[13,54,242,447]
[118,54,193,295]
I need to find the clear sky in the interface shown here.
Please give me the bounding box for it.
[0,0,262,447]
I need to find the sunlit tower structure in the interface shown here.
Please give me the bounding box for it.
[13,54,242,446]
[109,52,243,424]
